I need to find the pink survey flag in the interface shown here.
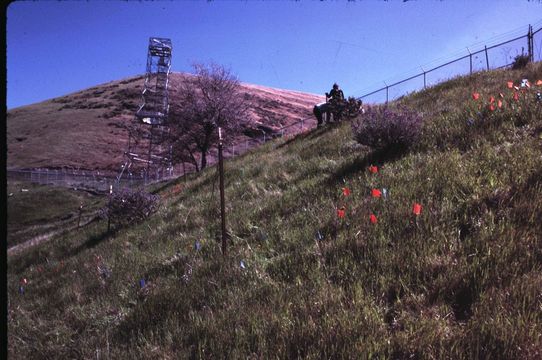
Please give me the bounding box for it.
[507,81,514,89]
[412,203,422,216]
[369,165,378,174]
[342,187,351,197]
[371,189,382,198]
[472,92,480,100]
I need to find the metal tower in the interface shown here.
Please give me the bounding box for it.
[118,37,173,183]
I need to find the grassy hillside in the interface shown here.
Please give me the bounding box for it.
[7,181,105,249]
[7,73,323,171]
[7,63,542,359]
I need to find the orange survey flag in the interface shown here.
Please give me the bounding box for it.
[412,203,422,216]
[507,81,514,89]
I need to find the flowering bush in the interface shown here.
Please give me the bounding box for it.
[101,188,160,227]
[351,105,423,150]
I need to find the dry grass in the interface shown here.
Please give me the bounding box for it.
[7,73,323,171]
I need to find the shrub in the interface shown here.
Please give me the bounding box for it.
[511,54,530,70]
[351,105,422,150]
[101,188,160,227]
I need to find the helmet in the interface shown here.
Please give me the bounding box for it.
[333,83,339,89]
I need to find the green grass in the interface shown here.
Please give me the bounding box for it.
[7,63,542,359]
[7,181,106,248]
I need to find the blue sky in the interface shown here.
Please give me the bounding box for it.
[6,1,542,109]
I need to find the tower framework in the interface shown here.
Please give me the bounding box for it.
[118,37,173,182]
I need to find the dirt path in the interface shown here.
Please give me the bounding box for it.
[7,214,100,256]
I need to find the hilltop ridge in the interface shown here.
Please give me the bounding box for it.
[7,72,324,171]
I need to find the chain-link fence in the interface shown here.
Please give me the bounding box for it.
[359,25,542,104]
[6,116,316,192]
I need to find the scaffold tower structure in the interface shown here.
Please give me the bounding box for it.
[118,37,173,182]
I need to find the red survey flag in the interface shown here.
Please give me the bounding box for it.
[337,208,346,219]
[342,187,351,196]
[370,214,378,224]
[369,165,378,174]
[489,96,495,103]
[489,104,495,112]
[371,189,382,198]
[412,203,422,216]
[507,81,514,89]
[497,100,503,109]
[472,92,480,100]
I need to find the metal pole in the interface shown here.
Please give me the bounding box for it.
[485,46,489,71]
[218,127,227,255]
[421,67,426,89]
[467,47,472,74]
[532,26,535,62]
[107,185,112,232]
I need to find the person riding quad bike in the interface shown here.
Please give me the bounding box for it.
[325,83,347,121]
[326,83,345,104]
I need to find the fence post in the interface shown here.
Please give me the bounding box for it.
[527,25,534,62]
[421,67,426,89]
[467,47,472,74]
[484,46,489,70]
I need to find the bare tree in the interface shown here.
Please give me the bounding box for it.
[169,63,249,171]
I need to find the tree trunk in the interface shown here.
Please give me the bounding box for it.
[200,150,207,170]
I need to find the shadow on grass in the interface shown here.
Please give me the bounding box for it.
[275,126,327,149]
[69,227,117,257]
[328,145,409,184]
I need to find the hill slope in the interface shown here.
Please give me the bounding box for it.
[7,73,323,171]
[7,63,542,358]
